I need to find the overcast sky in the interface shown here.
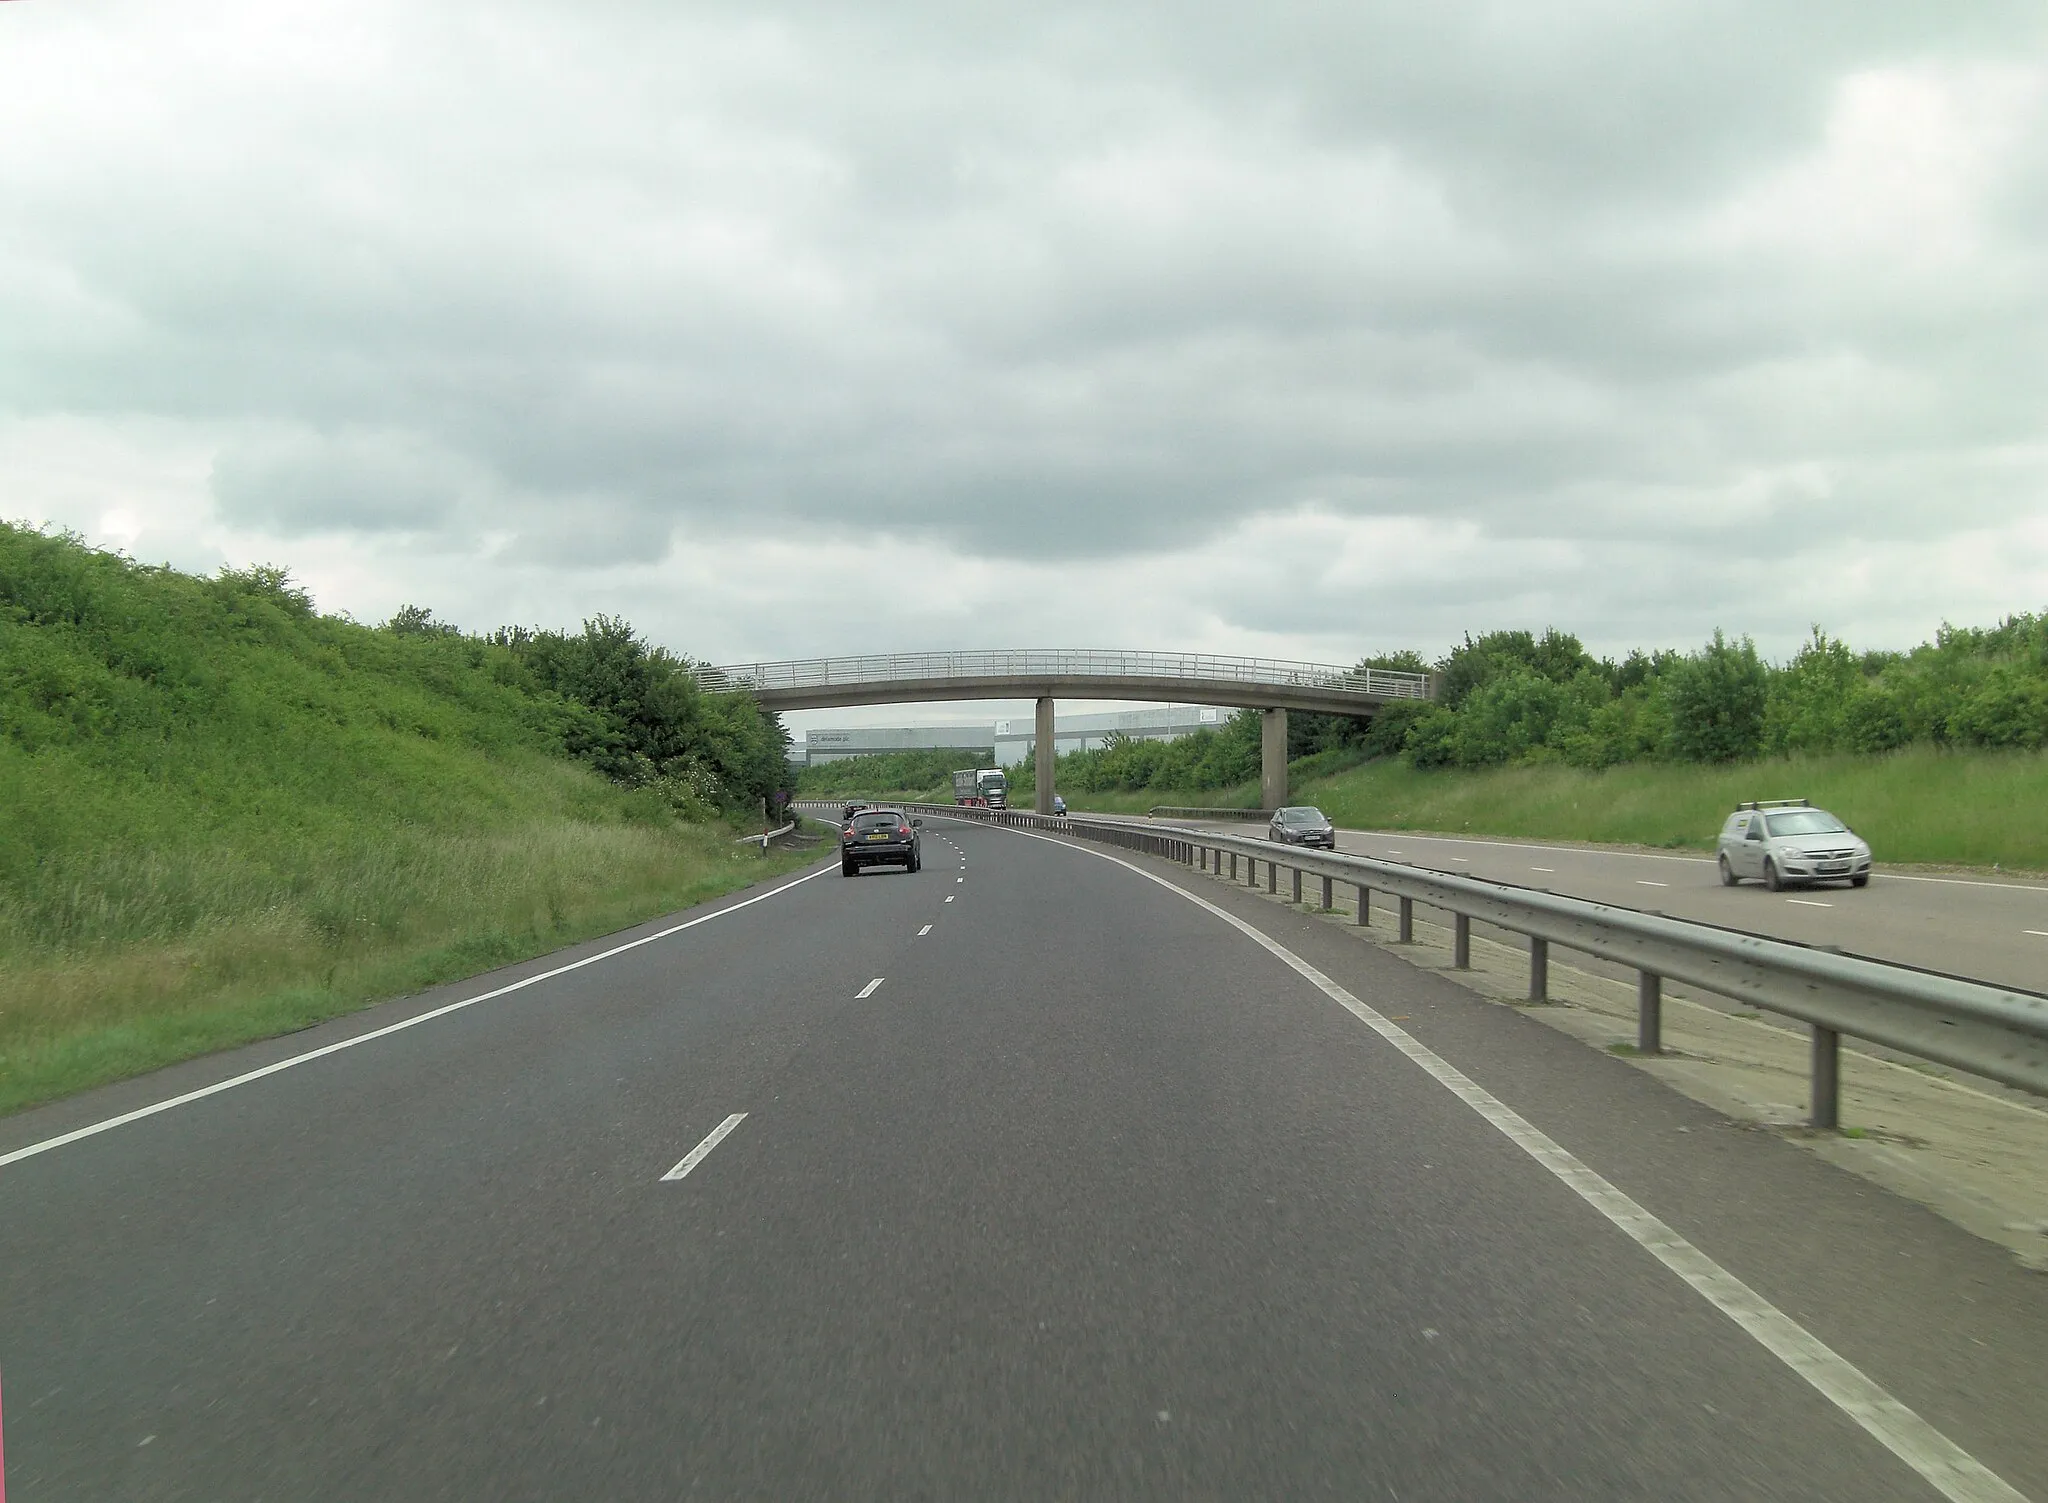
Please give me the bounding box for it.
[4,1,2045,733]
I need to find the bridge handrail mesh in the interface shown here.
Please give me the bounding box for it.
[698,649,1432,701]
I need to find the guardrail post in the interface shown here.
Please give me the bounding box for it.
[1528,938,1549,1001]
[1637,973,1663,1054]
[1453,913,1471,969]
[1356,884,1370,925]
[1397,895,1413,943]
[1230,852,1239,881]
[1811,1026,1840,1129]
[1267,862,1277,895]
[1290,867,1302,904]
[1320,874,1333,911]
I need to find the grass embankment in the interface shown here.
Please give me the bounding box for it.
[0,530,821,1116]
[1061,747,2048,869]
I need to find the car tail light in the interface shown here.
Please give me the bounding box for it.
[898,825,911,837]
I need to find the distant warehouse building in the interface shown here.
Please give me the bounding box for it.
[790,724,993,768]
[992,706,1225,766]
[789,706,1230,769]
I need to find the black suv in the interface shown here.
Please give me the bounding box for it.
[841,807,923,876]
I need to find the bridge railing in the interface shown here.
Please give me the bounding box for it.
[701,649,1433,702]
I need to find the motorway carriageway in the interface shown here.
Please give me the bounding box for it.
[3,817,2046,1499]
[1160,816,2048,994]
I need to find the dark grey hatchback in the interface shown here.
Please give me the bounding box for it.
[841,807,923,876]
[1268,805,1336,848]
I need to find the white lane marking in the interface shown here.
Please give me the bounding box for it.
[917,924,933,936]
[944,895,955,903]
[989,822,2025,1503]
[956,876,965,883]
[0,866,837,1171]
[1637,880,1669,888]
[2025,930,2048,938]
[1531,866,1555,872]
[661,1113,747,1181]
[856,977,884,999]
[1788,899,1834,909]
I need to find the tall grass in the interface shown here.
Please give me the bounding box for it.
[1060,747,2048,869]
[0,746,821,1115]
[0,528,821,1114]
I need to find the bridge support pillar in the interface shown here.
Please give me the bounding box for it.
[1035,696,1056,814]
[1260,707,1288,810]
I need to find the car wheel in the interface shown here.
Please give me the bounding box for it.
[909,852,921,873]
[1850,874,1869,888]
[841,860,858,877]
[1718,854,1738,887]
[1763,858,1783,892]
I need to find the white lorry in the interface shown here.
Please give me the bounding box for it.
[950,767,1009,809]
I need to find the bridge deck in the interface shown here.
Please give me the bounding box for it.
[700,649,1433,715]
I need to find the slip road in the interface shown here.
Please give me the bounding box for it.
[2,818,2045,1498]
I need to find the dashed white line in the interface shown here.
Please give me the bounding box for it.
[1531,867,1555,873]
[856,977,884,999]
[1637,880,1669,888]
[1,866,837,1171]
[661,1113,747,1182]
[1788,899,1834,908]
[944,895,955,903]
[956,877,965,883]
[917,924,933,936]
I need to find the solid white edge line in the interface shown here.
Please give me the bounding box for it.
[1,866,837,1171]
[856,977,884,999]
[661,1112,747,1181]
[982,819,2026,1503]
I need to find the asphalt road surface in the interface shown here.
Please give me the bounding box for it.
[4,817,2046,1500]
[1161,816,2048,994]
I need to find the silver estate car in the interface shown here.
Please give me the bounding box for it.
[1716,800,1871,891]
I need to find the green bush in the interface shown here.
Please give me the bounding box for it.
[1664,631,1768,763]
[1948,665,2048,749]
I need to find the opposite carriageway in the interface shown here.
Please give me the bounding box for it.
[700,649,1435,812]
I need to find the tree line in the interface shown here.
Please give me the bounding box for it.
[386,606,790,818]
[1012,618,2048,793]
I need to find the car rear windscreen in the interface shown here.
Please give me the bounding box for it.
[855,812,903,830]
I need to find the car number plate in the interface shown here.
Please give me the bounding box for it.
[866,832,889,840]
[1819,861,1847,872]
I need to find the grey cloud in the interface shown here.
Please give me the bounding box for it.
[209,431,472,537]
[2,0,2043,654]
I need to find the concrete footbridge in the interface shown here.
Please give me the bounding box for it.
[698,649,1435,812]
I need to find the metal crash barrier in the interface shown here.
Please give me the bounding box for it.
[801,801,2048,1128]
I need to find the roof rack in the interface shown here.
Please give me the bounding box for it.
[1738,798,1810,811]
